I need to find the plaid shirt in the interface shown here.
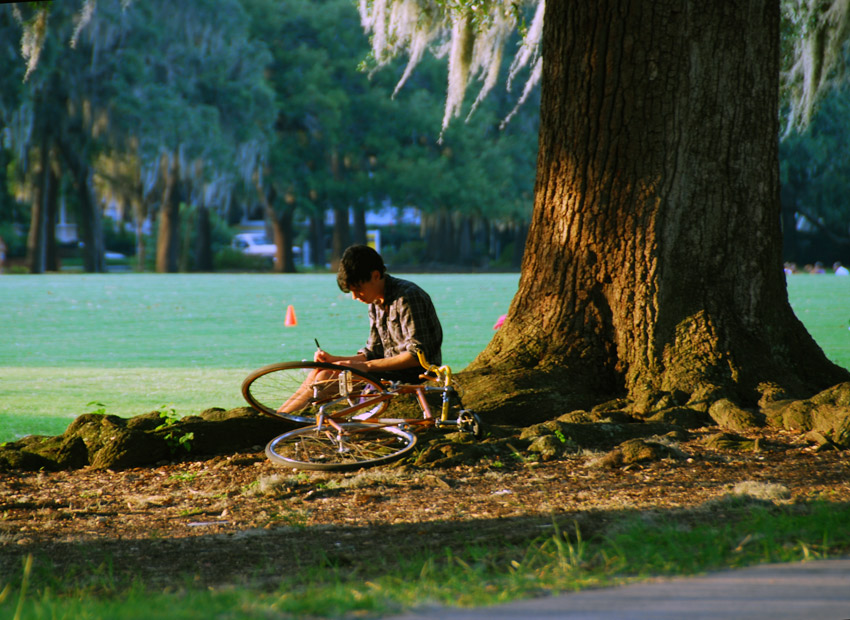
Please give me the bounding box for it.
[358,275,443,366]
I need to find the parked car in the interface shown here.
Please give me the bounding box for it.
[231,233,277,259]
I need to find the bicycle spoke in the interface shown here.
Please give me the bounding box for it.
[242,362,388,424]
[265,423,417,471]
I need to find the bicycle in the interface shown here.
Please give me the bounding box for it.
[241,352,481,471]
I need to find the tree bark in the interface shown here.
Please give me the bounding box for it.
[156,154,181,273]
[0,148,10,222]
[44,159,59,272]
[73,164,105,273]
[331,206,349,266]
[51,85,105,273]
[26,138,50,274]
[255,180,297,273]
[422,209,455,263]
[179,203,193,272]
[309,212,325,268]
[195,205,213,271]
[457,214,473,265]
[271,206,297,273]
[467,0,848,421]
[352,207,367,246]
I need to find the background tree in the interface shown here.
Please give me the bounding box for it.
[3,1,113,273]
[779,86,850,266]
[244,0,358,272]
[243,0,537,270]
[379,76,538,268]
[4,0,538,274]
[101,0,274,273]
[0,9,26,265]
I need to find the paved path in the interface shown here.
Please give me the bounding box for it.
[384,557,850,620]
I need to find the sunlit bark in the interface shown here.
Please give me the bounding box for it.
[468,1,849,419]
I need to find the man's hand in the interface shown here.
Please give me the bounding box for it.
[314,350,369,368]
[332,359,370,373]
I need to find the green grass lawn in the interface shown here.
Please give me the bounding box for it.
[0,273,517,441]
[786,274,850,366]
[1,272,847,442]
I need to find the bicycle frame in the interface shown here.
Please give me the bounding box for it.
[258,355,481,470]
[313,352,460,433]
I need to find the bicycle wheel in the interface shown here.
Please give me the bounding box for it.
[265,423,417,471]
[242,361,388,424]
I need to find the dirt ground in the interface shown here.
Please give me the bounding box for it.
[1,425,849,591]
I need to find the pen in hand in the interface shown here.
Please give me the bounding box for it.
[314,338,321,351]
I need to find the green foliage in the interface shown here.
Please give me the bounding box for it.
[0,9,26,236]
[176,203,236,271]
[780,80,850,264]
[155,405,194,453]
[212,247,272,271]
[106,0,275,168]
[3,0,538,272]
[242,0,537,266]
[84,401,108,416]
[0,222,25,259]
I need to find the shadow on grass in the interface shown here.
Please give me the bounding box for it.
[3,498,850,599]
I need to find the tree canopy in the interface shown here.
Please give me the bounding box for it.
[0,0,539,272]
[359,0,850,136]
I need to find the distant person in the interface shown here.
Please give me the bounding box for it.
[834,262,849,276]
[279,244,443,413]
[0,235,6,274]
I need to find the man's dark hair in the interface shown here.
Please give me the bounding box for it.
[337,245,386,292]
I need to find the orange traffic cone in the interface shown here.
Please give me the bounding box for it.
[284,304,298,327]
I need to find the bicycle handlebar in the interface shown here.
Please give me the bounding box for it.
[416,351,452,387]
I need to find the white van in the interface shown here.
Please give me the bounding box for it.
[231,233,277,258]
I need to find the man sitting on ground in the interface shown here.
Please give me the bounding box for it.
[279,244,442,413]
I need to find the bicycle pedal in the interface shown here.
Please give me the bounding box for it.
[457,410,482,438]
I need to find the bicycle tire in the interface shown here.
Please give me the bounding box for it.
[242,361,388,424]
[265,422,417,471]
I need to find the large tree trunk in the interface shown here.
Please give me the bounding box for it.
[179,203,193,272]
[467,0,848,422]
[54,96,105,273]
